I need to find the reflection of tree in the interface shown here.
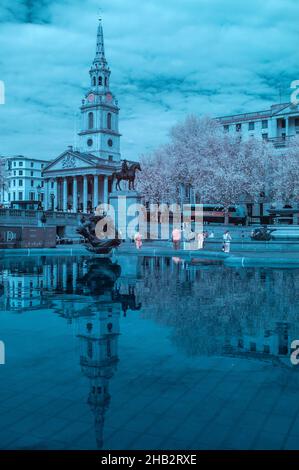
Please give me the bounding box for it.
[139,258,299,362]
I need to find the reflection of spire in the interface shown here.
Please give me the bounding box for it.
[78,308,120,449]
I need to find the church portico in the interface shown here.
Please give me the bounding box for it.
[43,166,113,213]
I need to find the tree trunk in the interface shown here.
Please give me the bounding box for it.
[224,207,229,225]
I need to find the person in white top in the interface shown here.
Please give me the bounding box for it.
[222,230,232,253]
[197,231,204,249]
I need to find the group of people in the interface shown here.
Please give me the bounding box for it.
[132,226,232,253]
[172,225,232,253]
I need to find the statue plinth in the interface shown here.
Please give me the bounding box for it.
[109,190,143,240]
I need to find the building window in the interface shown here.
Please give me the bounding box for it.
[31,171,34,176]
[262,133,268,140]
[41,164,44,169]
[98,76,102,86]
[31,162,34,168]
[107,112,112,129]
[108,155,113,162]
[19,179,23,186]
[29,192,35,200]
[13,161,16,167]
[223,125,229,132]
[13,170,16,176]
[104,77,108,86]
[264,345,270,354]
[92,77,96,86]
[31,180,34,187]
[18,192,23,201]
[8,193,10,201]
[236,123,242,132]
[108,138,113,147]
[295,118,299,127]
[88,112,94,129]
[248,122,255,131]
[19,170,23,176]
[13,192,16,201]
[13,179,16,186]
[262,120,268,129]
[51,181,54,189]
[19,161,23,166]
[41,181,44,187]
[87,138,93,147]
[278,119,286,129]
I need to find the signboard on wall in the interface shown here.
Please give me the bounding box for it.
[0,226,56,249]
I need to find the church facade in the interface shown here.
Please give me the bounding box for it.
[42,19,122,212]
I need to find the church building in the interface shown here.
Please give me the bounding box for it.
[42,19,122,212]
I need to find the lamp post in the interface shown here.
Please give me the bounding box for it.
[77,191,81,212]
[50,193,55,211]
[37,184,42,210]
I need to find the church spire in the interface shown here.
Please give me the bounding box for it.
[94,19,107,65]
[89,19,111,91]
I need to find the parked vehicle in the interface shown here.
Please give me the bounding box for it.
[187,204,247,225]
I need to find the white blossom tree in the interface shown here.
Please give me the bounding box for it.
[137,115,273,220]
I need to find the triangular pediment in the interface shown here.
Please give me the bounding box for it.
[43,150,98,173]
[272,102,299,116]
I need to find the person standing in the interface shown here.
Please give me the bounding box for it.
[172,227,181,250]
[222,230,232,253]
[197,231,204,249]
[134,231,142,250]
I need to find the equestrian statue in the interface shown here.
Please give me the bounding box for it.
[112,160,141,191]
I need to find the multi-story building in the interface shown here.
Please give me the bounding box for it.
[217,102,299,149]
[1,155,48,207]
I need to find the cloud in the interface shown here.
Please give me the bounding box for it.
[0,0,298,160]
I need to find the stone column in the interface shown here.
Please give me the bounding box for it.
[103,175,109,204]
[54,179,58,211]
[83,175,88,213]
[73,177,78,213]
[63,177,68,212]
[93,175,99,210]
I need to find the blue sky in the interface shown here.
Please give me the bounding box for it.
[0,0,298,160]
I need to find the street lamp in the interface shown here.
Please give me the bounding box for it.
[36,184,42,210]
[50,193,55,211]
[77,191,81,212]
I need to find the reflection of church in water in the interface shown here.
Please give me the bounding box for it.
[2,255,299,444]
[0,255,142,449]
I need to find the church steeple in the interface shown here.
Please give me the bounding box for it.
[89,19,111,91]
[79,18,121,161]
[94,19,107,65]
